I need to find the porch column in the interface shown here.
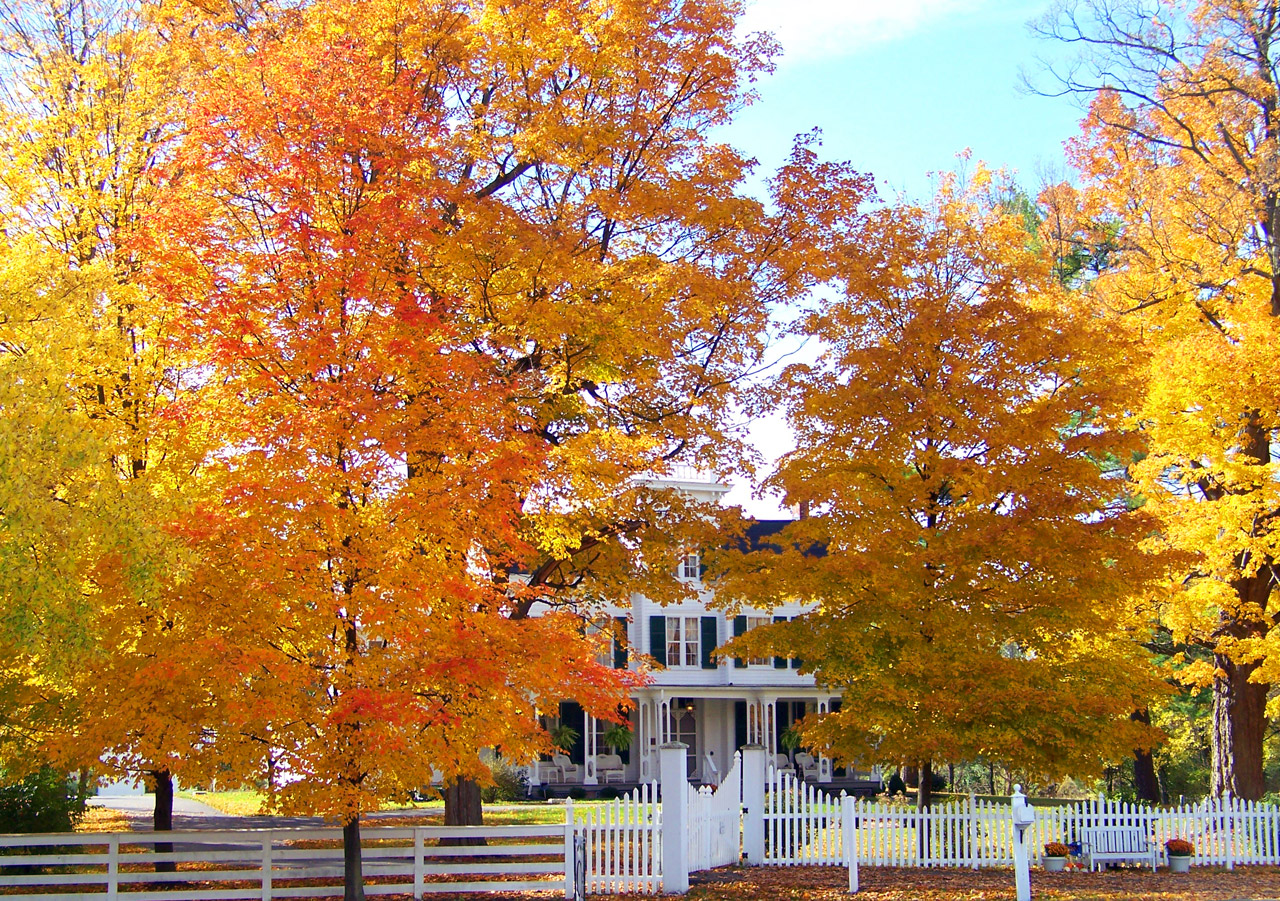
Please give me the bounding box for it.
[764,698,777,759]
[817,699,832,783]
[527,761,541,789]
[584,712,598,785]
[638,697,653,782]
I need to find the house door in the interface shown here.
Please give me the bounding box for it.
[669,703,697,777]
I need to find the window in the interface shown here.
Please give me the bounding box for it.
[666,616,700,667]
[744,615,772,667]
[679,553,700,580]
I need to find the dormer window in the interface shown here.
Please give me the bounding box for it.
[679,552,700,580]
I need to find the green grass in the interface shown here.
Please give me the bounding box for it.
[177,789,265,816]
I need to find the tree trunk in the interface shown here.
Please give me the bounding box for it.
[915,760,933,859]
[903,764,919,790]
[1131,709,1160,804]
[915,760,933,810]
[1211,645,1269,800]
[150,770,176,874]
[441,777,485,846]
[343,816,365,901]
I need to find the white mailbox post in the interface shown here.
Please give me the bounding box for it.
[1010,785,1035,901]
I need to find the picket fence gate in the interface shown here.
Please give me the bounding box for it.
[0,823,578,901]
[687,752,742,871]
[571,782,662,894]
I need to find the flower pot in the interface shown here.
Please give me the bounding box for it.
[1168,855,1191,873]
[1042,856,1067,872]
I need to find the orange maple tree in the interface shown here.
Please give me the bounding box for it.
[141,0,855,895]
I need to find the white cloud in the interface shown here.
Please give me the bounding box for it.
[739,0,998,63]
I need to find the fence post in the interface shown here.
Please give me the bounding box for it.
[741,744,766,864]
[413,827,424,900]
[107,835,119,901]
[842,794,859,893]
[660,742,690,894]
[261,834,273,901]
[564,814,576,899]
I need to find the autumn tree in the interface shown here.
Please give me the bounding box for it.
[0,0,232,853]
[1038,0,1280,800]
[722,170,1166,810]
[144,0,857,896]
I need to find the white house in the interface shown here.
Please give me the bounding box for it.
[526,468,881,795]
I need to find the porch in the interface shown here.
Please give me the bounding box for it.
[526,690,882,797]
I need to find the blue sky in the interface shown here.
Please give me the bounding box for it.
[726,0,1083,199]
[717,0,1084,516]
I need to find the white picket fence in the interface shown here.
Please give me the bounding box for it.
[764,768,845,865]
[764,787,1280,869]
[0,824,577,900]
[572,782,662,894]
[687,752,742,871]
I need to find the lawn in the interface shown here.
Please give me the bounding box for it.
[178,789,269,816]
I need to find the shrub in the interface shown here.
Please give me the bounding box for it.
[885,772,906,796]
[0,767,86,833]
[1165,838,1194,857]
[567,786,587,800]
[598,787,620,800]
[1043,842,1070,858]
[481,761,528,803]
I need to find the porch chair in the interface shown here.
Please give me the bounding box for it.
[534,760,563,783]
[552,753,582,782]
[596,753,625,784]
[794,752,819,781]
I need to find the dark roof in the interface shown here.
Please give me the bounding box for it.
[735,519,827,558]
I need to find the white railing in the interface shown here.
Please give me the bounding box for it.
[572,783,662,894]
[688,752,742,871]
[764,787,1280,869]
[764,768,845,865]
[0,824,577,900]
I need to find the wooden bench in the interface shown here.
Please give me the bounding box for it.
[1080,826,1158,871]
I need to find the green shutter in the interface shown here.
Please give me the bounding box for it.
[613,616,629,669]
[773,615,788,669]
[733,615,747,669]
[649,615,666,665]
[700,616,718,669]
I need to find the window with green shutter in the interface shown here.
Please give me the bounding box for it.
[649,615,666,664]
[613,616,628,669]
[700,616,718,669]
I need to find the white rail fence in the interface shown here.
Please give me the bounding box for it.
[687,752,742,871]
[571,782,661,894]
[0,824,577,901]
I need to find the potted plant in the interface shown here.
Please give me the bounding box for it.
[1042,842,1070,872]
[549,724,580,754]
[1165,838,1194,873]
[602,722,633,756]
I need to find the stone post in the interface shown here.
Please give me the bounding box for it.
[660,742,689,894]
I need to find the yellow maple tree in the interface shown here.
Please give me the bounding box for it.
[1041,0,1280,799]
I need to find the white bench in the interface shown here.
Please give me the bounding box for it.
[1080,826,1158,871]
